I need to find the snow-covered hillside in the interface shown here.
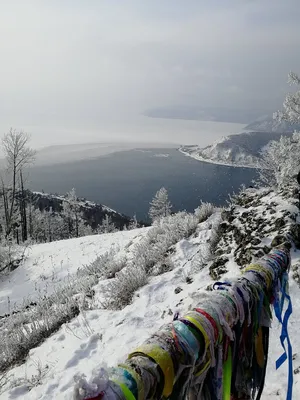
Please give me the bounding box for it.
[0,188,300,399]
[0,229,149,315]
[180,130,294,168]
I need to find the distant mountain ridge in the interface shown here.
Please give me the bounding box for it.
[244,115,300,133]
[144,106,264,124]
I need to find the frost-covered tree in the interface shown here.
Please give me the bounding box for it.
[62,188,82,238]
[149,187,172,222]
[259,133,300,187]
[97,215,117,234]
[274,72,300,123]
[128,214,138,230]
[258,71,300,188]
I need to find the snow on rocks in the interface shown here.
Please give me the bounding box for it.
[210,187,299,279]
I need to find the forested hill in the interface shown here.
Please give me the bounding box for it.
[29,190,132,231]
[0,188,137,247]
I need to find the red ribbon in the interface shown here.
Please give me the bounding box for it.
[194,308,219,342]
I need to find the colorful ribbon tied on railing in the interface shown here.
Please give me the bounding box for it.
[73,246,293,400]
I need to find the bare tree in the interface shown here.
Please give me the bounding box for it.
[1,129,36,239]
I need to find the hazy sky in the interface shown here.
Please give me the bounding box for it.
[1,0,299,147]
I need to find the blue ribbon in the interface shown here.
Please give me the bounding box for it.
[273,273,293,400]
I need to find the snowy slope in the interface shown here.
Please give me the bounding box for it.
[0,214,220,399]
[180,130,294,168]
[0,189,299,399]
[0,229,149,316]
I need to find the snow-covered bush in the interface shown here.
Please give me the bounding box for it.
[0,372,10,394]
[149,187,172,222]
[132,212,199,273]
[102,211,201,310]
[102,266,147,310]
[0,297,80,373]
[194,202,215,223]
[78,247,126,279]
[0,244,24,275]
[150,256,174,275]
[0,246,12,274]
[0,270,100,373]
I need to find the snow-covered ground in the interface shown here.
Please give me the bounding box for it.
[0,191,299,399]
[0,229,149,316]
[0,215,219,399]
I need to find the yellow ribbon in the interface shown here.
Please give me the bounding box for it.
[255,327,265,368]
[183,315,210,349]
[243,264,272,289]
[128,344,174,398]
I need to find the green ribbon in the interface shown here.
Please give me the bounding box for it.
[222,346,232,400]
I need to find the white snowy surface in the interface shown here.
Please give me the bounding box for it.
[0,198,299,399]
[0,229,149,316]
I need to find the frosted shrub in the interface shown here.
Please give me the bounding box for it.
[150,256,174,276]
[0,246,11,274]
[0,372,10,393]
[102,211,202,310]
[132,212,198,274]
[103,266,147,310]
[78,247,126,279]
[0,298,79,372]
[194,202,215,223]
[0,244,23,275]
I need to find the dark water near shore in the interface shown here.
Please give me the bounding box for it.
[28,148,257,221]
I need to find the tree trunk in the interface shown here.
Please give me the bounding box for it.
[48,213,52,242]
[6,164,17,238]
[75,212,79,238]
[28,203,33,238]
[20,171,27,242]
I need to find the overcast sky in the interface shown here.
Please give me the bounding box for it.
[0,0,299,147]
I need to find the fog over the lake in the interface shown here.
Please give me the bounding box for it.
[1,0,300,148]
